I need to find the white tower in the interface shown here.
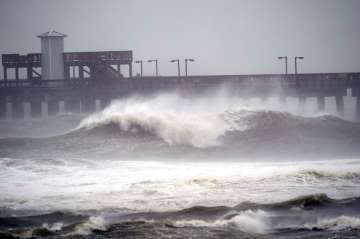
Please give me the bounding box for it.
[38,30,67,80]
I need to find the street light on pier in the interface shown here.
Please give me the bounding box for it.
[294,56,304,74]
[277,56,288,75]
[170,59,181,77]
[148,59,159,76]
[185,58,195,77]
[135,60,143,77]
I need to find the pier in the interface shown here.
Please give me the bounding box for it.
[1,31,360,120]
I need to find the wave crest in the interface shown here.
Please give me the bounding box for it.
[72,94,360,152]
[78,98,230,148]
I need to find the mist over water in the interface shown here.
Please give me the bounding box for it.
[1,89,360,238]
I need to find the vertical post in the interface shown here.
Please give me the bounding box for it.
[64,64,70,80]
[185,59,188,77]
[0,97,5,120]
[177,61,180,77]
[27,67,31,80]
[23,102,31,120]
[148,59,159,76]
[317,96,325,112]
[30,100,42,118]
[170,59,181,77]
[294,56,304,75]
[6,99,12,120]
[41,101,48,118]
[335,95,344,115]
[129,63,132,78]
[15,67,19,86]
[155,60,158,76]
[299,96,306,113]
[59,101,65,115]
[117,64,122,76]
[72,66,76,79]
[140,62,143,77]
[79,65,84,79]
[278,56,288,75]
[4,67,7,87]
[79,100,83,114]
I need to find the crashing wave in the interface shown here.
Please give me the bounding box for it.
[305,216,360,230]
[76,99,360,151]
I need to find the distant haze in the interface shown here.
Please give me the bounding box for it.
[0,0,359,77]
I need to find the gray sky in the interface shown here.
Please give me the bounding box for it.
[0,0,359,77]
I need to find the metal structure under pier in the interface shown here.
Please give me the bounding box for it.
[0,72,360,120]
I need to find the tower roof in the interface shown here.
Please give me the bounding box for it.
[38,30,67,38]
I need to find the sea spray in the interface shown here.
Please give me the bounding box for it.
[78,94,232,148]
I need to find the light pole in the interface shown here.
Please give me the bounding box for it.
[148,59,158,76]
[185,58,195,77]
[277,56,288,75]
[135,60,143,77]
[170,59,180,77]
[294,56,304,74]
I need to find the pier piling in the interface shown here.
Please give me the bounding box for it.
[317,96,325,112]
[335,95,344,115]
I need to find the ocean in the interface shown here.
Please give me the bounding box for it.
[1,93,360,239]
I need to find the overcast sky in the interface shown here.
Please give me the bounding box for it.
[0,0,359,77]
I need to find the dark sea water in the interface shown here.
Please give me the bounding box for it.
[1,94,360,238]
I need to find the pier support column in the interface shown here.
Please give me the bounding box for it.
[48,101,59,116]
[41,102,48,118]
[65,99,79,114]
[129,63,133,77]
[3,67,8,84]
[317,96,325,112]
[27,67,32,80]
[81,99,95,114]
[31,101,42,118]
[23,102,31,120]
[6,100,12,120]
[12,99,24,119]
[79,100,83,114]
[356,97,360,120]
[335,95,344,115]
[299,96,306,113]
[0,97,5,120]
[59,101,66,115]
[79,66,84,79]
[15,68,19,86]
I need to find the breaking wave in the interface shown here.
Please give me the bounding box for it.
[1,194,360,238]
[2,94,360,159]
[75,97,360,152]
[305,216,360,231]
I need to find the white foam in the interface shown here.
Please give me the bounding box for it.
[305,216,360,230]
[1,158,360,214]
[42,222,64,231]
[78,94,232,148]
[173,210,269,234]
[70,216,107,235]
